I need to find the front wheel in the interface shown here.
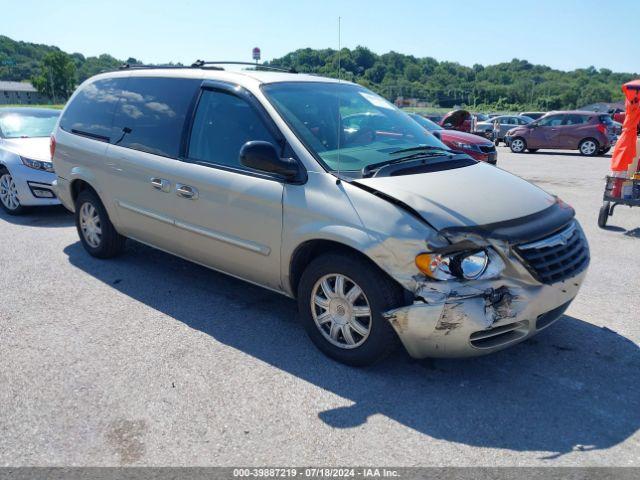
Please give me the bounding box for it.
[0,171,27,215]
[297,253,404,366]
[510,137,527,153]
[75,189,126,258]
[579,138,599,156]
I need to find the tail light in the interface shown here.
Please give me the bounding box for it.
[596,124,607,134]
[50,135,56,160]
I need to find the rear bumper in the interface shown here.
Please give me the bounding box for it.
[52,176,74,212]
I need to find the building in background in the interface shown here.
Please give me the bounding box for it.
[0,81,49,105]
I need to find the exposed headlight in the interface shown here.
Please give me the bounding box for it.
[415,249,503,281]
[21,156,54,173]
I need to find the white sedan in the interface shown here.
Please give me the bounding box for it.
[0,108,60,215]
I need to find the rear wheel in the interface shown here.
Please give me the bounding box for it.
[510,137,526,153]
[297,253,404,366]
[0,170,27,215]
[579,138,599,156]
[598,147,611,155]
[75,189,126,258]
[598,202,610,229]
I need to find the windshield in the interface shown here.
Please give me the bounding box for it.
[0,110,60,138]
[408,113,443,132]
[262,82,449,171]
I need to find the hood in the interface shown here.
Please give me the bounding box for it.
[355,162,556,230]
[1,137,50,161]
[440,110,471,128]
[439,130,492,145]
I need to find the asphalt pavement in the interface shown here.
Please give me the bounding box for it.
[1,146,638,466]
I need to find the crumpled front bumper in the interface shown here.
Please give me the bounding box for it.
[384,268,587,358]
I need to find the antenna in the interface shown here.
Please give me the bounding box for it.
[336,16,342,181]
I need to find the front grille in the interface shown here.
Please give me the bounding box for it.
[515,222,589,284]
[479,144,496,154]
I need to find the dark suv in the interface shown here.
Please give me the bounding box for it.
[505,111,616,156]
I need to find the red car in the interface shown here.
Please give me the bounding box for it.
[409,113,497,164]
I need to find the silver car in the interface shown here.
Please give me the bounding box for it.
[52,66,589,366]
[0,108,60,214]
[476,115,533,144]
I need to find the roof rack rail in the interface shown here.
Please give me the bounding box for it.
[118,63,190,70]
[191,60,297,73]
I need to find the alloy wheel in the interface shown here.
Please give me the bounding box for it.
[581,140,597,155]
[79,202,102,248]
[0,173,20,210]
[511,139,525,152]
[310,273,372,349]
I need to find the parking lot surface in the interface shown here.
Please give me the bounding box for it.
[1,146,639,467]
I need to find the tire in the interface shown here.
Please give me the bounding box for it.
[598,147,611,156]
[510,137,527,153]
[297,253,404,366]
[597,202,610,229]
[494,139,500,146]
[74,189,126,258]
[0,169,27,215]
[527,148,539,153]
[579,138,599,156]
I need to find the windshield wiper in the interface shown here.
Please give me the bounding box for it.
[362,150,455,178]
[389,145,452,155]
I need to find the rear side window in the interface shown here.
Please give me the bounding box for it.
[187,89,278,169]
[60,78,126,141]
[538,115,564,127]
[563,114,588,125]
[111,77,200,158]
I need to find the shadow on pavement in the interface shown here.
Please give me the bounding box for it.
[0,205,72,228]
[64,240,640,459]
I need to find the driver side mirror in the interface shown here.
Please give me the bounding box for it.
[240,141,303,182]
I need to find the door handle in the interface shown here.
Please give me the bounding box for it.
[150,177,171,193]
[176,183,198,200]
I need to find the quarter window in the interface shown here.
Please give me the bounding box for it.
[111,77,200,158]
[187,89,278,169]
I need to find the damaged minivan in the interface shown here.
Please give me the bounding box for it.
[52,65,590,366]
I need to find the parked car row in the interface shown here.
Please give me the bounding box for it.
[1,67,590,367]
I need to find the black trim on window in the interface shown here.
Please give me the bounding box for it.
[181,79,307,185]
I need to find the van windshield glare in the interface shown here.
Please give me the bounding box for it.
[262,82,449,172]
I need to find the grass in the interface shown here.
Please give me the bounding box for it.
[1,104,64,109]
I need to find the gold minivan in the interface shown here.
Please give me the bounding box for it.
[52,64,589,365]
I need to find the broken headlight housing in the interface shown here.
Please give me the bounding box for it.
[415,249,504,281]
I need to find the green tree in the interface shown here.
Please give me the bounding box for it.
[32,51,76,101]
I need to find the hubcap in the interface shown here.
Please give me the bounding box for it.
[512,139,524,152]
[581,141,596,155]
[79,202,102,248]
[0,173,20,210]
[310,274,372,349]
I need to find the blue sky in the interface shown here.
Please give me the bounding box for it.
[12,0,640,72]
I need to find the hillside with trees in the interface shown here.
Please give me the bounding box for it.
[268,47,637,111]
[1,35,636,110]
